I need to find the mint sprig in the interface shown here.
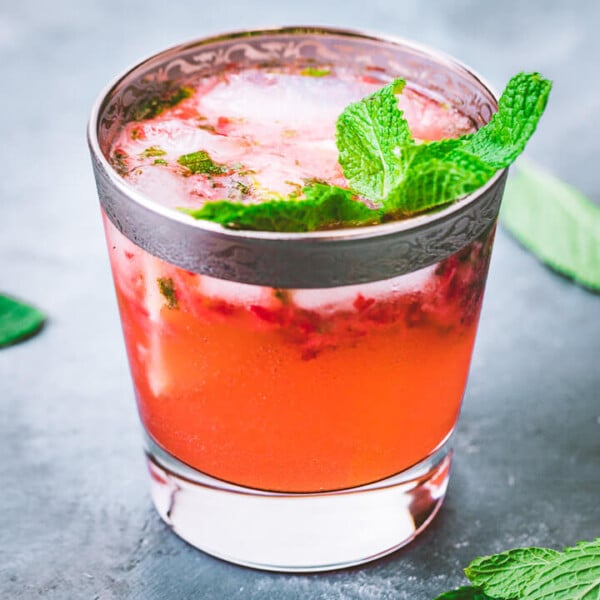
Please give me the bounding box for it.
[435,539,600,600]
[182,72,551,231]
[182,183,381,232]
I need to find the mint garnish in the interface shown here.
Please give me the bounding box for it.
[182,183,381,232]
[501,161,600,291]
[181,72,551,231]
[336,72,549,214]
[178,150,229,175]
[435,539,600,600]
[336,79,412,201]
[0,294,45,348]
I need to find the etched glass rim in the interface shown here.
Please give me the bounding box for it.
[87,25,505,244]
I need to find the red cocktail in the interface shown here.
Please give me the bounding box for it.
[89,28,507,570]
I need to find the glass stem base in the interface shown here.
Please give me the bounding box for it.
[144,434,452,572]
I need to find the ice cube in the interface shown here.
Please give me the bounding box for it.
[198,71,376,134]
[291,264,436,312]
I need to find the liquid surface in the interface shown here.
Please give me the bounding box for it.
[109,65,474,210]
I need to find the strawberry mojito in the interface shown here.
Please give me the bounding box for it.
[105,65,489,492]
[89,28,549,570]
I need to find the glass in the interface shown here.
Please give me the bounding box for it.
[88,27,506,571]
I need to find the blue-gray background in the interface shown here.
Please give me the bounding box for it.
[1,1,598,598]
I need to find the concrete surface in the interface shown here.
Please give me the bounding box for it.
[1,1,598,598]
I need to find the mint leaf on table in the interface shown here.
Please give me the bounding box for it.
[336,79,413,201]
[433,586,499,600]
[178,150,229,175]
[501,160,600,291]
[435,539,600,600]
[0,294,45,348]
[181,183,381,232]
[461,73,552,170]
[464,547,560,598]
[520,539,600,600]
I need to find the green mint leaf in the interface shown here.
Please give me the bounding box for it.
[432,586,499,600]
[461,72,552,169]
[140,146,167,158]
[501,161,600,291]
[520,539,600,600]
[336,78,413,201]
[181,183,381,232]
[0,294,45,348]
[153,158,168,166]
[178,150,229,175]
[465,546,560,598]
[300,67,331,77]
[157,277,178,309]
[384,139,496,214]
[127,85,193,122]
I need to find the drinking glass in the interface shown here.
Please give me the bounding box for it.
[88,27,506,572]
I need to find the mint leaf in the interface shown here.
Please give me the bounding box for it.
[0,294,45,348]
[181,183,381,232]
[336,79,412,201]
[140,146,167,158]
[461,72,552,169]
[501,161,600,291]
[521,539,600,600]
[465,547,560,598]
[178,150,229,175]
[432,586,499,600]
[384,140,496,214]
[127,85,193,122]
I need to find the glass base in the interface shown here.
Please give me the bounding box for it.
[144,434,452,572]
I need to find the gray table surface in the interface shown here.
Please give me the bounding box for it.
[1,1,599,598]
